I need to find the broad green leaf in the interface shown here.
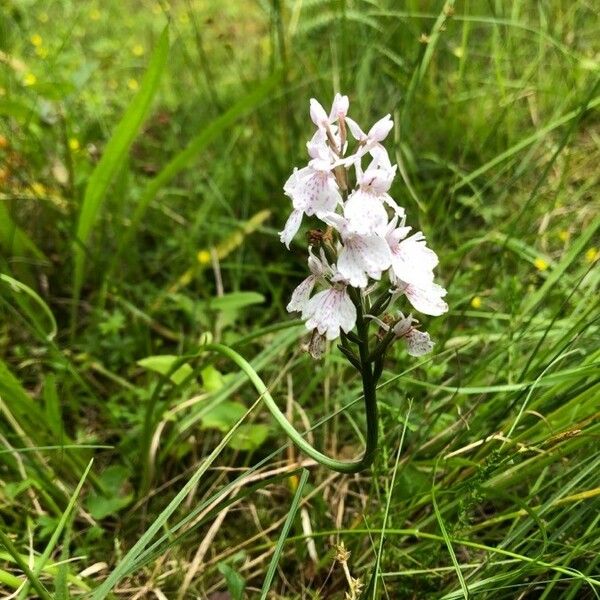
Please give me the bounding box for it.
[201,365,225,392]
[229,424,270,451]
[72,26,169,301]
[200,401,246,432]
[87,494,133,520]
[217,562,245,600]
[85,465,132,520]
[137,355,194,385]
[209,291,265,312]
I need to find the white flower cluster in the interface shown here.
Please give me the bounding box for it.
[280,94,448,357]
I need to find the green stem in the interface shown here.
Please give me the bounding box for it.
[353,293,379,467]
[0,528,53,600]
[202,340,378,474]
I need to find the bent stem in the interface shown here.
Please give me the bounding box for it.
[203,323,379,473]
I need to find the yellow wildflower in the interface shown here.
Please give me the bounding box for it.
[127,78,139,91]
[558,230,570,242]
[30,34,43,47]
[585,247,599,263]
[534,257,549,271]
[68,138,80,152]
[23,73,37,86]
[132,44,145,57]
[470,296,482,309]
[30,182,46,196]
[197,250,211,265]
[90,8,101,21]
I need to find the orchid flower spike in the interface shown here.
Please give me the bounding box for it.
[273,92,450,474]
[281,92,448,350]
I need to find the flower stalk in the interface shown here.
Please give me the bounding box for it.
[271,93,449,472]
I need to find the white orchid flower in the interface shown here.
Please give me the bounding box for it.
[392,313,435,356]
[386,217,439,286]
[279,161,342,248]
[309,93,350,131]
[323,213,392,288]
[286,249,333,313]
[281,92,448,351]
[301,284,357,340]
[344,151,404,235]
[392,279,448,316]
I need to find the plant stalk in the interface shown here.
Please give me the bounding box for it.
[203,337,379,474]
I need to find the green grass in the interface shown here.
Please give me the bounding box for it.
[1,0,599,598]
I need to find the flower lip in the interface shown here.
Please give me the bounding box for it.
[302,286,357,340]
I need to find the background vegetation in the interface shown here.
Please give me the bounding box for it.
[1,0,599,598]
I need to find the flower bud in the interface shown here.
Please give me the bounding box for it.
[368,114,393,142]
[307,330,326,359]
[329,93,349,121]
[310,98,329,128]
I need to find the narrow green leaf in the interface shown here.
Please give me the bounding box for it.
[114,71,282,259]
[17,459,94,600]
[90,397,260,599]
[72,26,169,300]
[259,468,309,599]
[520,213,600,316]
[432,483,469,599]
[0,529,53,600]
[1,273,57,341]
[0,203,45,259]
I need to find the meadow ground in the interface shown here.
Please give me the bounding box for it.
[0,0,599,598]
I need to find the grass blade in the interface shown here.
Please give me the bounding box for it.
[0,273,57,341]
[432,478,469,599]
[90,396,261,599]
[113,71,282,262]
[259,468,309,600]
[72,25,169,312]
[0,203,46,260]
[17,459,94,599]
[0,529,52,600]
